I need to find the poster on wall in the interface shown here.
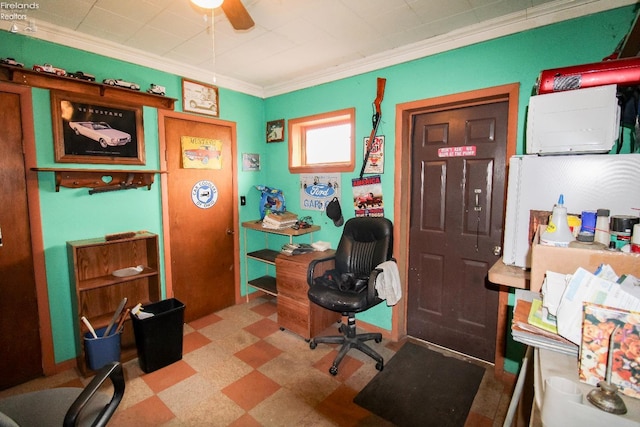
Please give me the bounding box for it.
[299,174,341,211]
[181,136,222,169]
[351,175,384,217]
[51,91,145,165]
[363,135,384,174]
[242,153,260,171]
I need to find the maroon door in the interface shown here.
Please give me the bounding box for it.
[0,90,43,388]
[407,101,508,362]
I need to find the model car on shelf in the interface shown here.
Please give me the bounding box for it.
[147,83,166,96]
[68,71,96,81]
[32,63,66,76]
[0,57,24,67]
[69,121,131,148]
[102,78,140,90]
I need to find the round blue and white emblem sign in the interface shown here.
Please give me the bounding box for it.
[191,180,218,209]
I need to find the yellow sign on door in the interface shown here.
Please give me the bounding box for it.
[181,136,223,169]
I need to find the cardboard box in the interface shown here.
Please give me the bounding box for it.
[530,226,640,292]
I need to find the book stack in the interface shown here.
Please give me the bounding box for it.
[281,243,315,256]
[512,289,579,356]
[262,211,298,230]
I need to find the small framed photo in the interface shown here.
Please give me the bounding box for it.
[242,153,261,171]
[266,119,285,142]
[182,78,219,117]
[50,91,145,165]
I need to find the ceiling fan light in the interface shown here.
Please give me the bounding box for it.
[191,0,224,9]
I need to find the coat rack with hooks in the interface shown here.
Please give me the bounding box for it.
[32,168,165,194]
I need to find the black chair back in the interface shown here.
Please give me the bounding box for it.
[334,217,393,277]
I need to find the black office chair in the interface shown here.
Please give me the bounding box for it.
[0,361,125,427]
[307,216,393,375]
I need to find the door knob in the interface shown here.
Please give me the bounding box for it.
[226,229,234,235]
[493,245,502,256]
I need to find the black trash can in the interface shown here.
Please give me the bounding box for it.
[130,298,185,373]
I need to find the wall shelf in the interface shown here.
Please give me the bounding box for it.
[241,220,320,297]
[32,168,165,193]
[0,64,176,110]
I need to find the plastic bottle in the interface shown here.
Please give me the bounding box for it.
[609,215,640,249]
[540,194,575,247]
[594,209,610,246]
[631,223,640,253]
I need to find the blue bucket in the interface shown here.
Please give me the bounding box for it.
[84,326,121,371]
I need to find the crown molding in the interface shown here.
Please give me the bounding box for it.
[3,0,634,99]
[263,0,637,97]
[1,20,266,98]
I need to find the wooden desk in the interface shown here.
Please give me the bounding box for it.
[275,251,341,340]
[488,259,529,289]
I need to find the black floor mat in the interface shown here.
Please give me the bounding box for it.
[353,342,485,427]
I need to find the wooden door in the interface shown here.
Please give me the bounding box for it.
[0,90,42,389]
[407,101,508,362]
[163,114,236,322]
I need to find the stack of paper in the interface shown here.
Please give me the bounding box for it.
[262,212,298,230]
[551,266,640,345]
[512,289,579,356]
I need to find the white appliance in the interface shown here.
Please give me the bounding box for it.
[502,153,640,268]
[526,84,619,155]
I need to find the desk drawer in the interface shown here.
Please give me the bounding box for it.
[276,273,309,300]
[276,255,326,300]
[277,295,309,338]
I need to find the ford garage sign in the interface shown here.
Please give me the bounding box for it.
[300,174,341,211]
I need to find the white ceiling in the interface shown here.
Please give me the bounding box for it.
[2,0,635,97]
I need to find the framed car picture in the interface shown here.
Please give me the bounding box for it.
[50,91,145,165]
[182,78,219,117]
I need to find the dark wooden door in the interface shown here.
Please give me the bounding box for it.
[407,101,508,362]
[0,90,42,389]
[164,115,235,322]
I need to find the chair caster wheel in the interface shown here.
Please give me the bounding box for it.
[279,327,285,331]
[309,341,317,349]
[375,362,384,371]
[329,366,338,376]
[375,337,382,343]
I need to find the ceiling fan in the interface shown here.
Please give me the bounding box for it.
[191,0,255,30]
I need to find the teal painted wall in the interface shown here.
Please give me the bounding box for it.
[263,6,637,372]
[0,5,635,370]
[0,34,265,363]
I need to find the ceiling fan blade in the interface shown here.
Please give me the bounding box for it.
[221,0,254,30]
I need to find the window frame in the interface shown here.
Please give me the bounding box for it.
[288,107,355,173]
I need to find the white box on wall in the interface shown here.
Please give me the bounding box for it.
[526,84,619,155]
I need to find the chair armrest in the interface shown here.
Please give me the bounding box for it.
[368,268,383,300]
[307,254,336,286]
[63,362,125,427]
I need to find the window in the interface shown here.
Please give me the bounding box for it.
[288,108,355,173]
